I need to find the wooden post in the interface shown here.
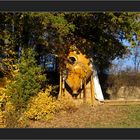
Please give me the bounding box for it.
[79,92,82,99]
[62,77,65,97]
[79,80,82,99]
[59,72,62,98]
[83,79,86,103]
[90,74,95,105]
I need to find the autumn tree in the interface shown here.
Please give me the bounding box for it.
[0,12,140,97]
[0,12,75,77]
[131,34,140,73]
[63,12,140,97]
[65,13,140,69]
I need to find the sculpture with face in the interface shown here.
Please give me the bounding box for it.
[58,46,104,104]
[65,50,93,95]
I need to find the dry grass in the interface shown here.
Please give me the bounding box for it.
[1,77,140,128]
[27,104,140,128]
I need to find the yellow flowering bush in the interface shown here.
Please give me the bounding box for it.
[0,87,26,128]
[0,88,7,108]
[0,111,6,128]
[0,87,16,114]
[0,86,79,127]
[25,89,58,121]
[0,88,8,127]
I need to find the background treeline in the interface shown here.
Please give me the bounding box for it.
[0,12,140,78]
[104,71,140,99]
[0,12,140,127]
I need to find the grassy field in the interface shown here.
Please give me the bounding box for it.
[28,104,140,128]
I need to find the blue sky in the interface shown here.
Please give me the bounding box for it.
[113,39,134,71]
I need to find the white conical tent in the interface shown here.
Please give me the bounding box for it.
[92,65,104,101]
[91,59,104,101]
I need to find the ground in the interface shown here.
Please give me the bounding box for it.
[1,79,140,128]
[28,104,140,128]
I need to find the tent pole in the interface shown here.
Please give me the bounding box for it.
[90,74,95,105]
[83,79,86,103]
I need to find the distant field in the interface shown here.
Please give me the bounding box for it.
[28,104,140,128]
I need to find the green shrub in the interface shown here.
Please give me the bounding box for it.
[6,48,46,110]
